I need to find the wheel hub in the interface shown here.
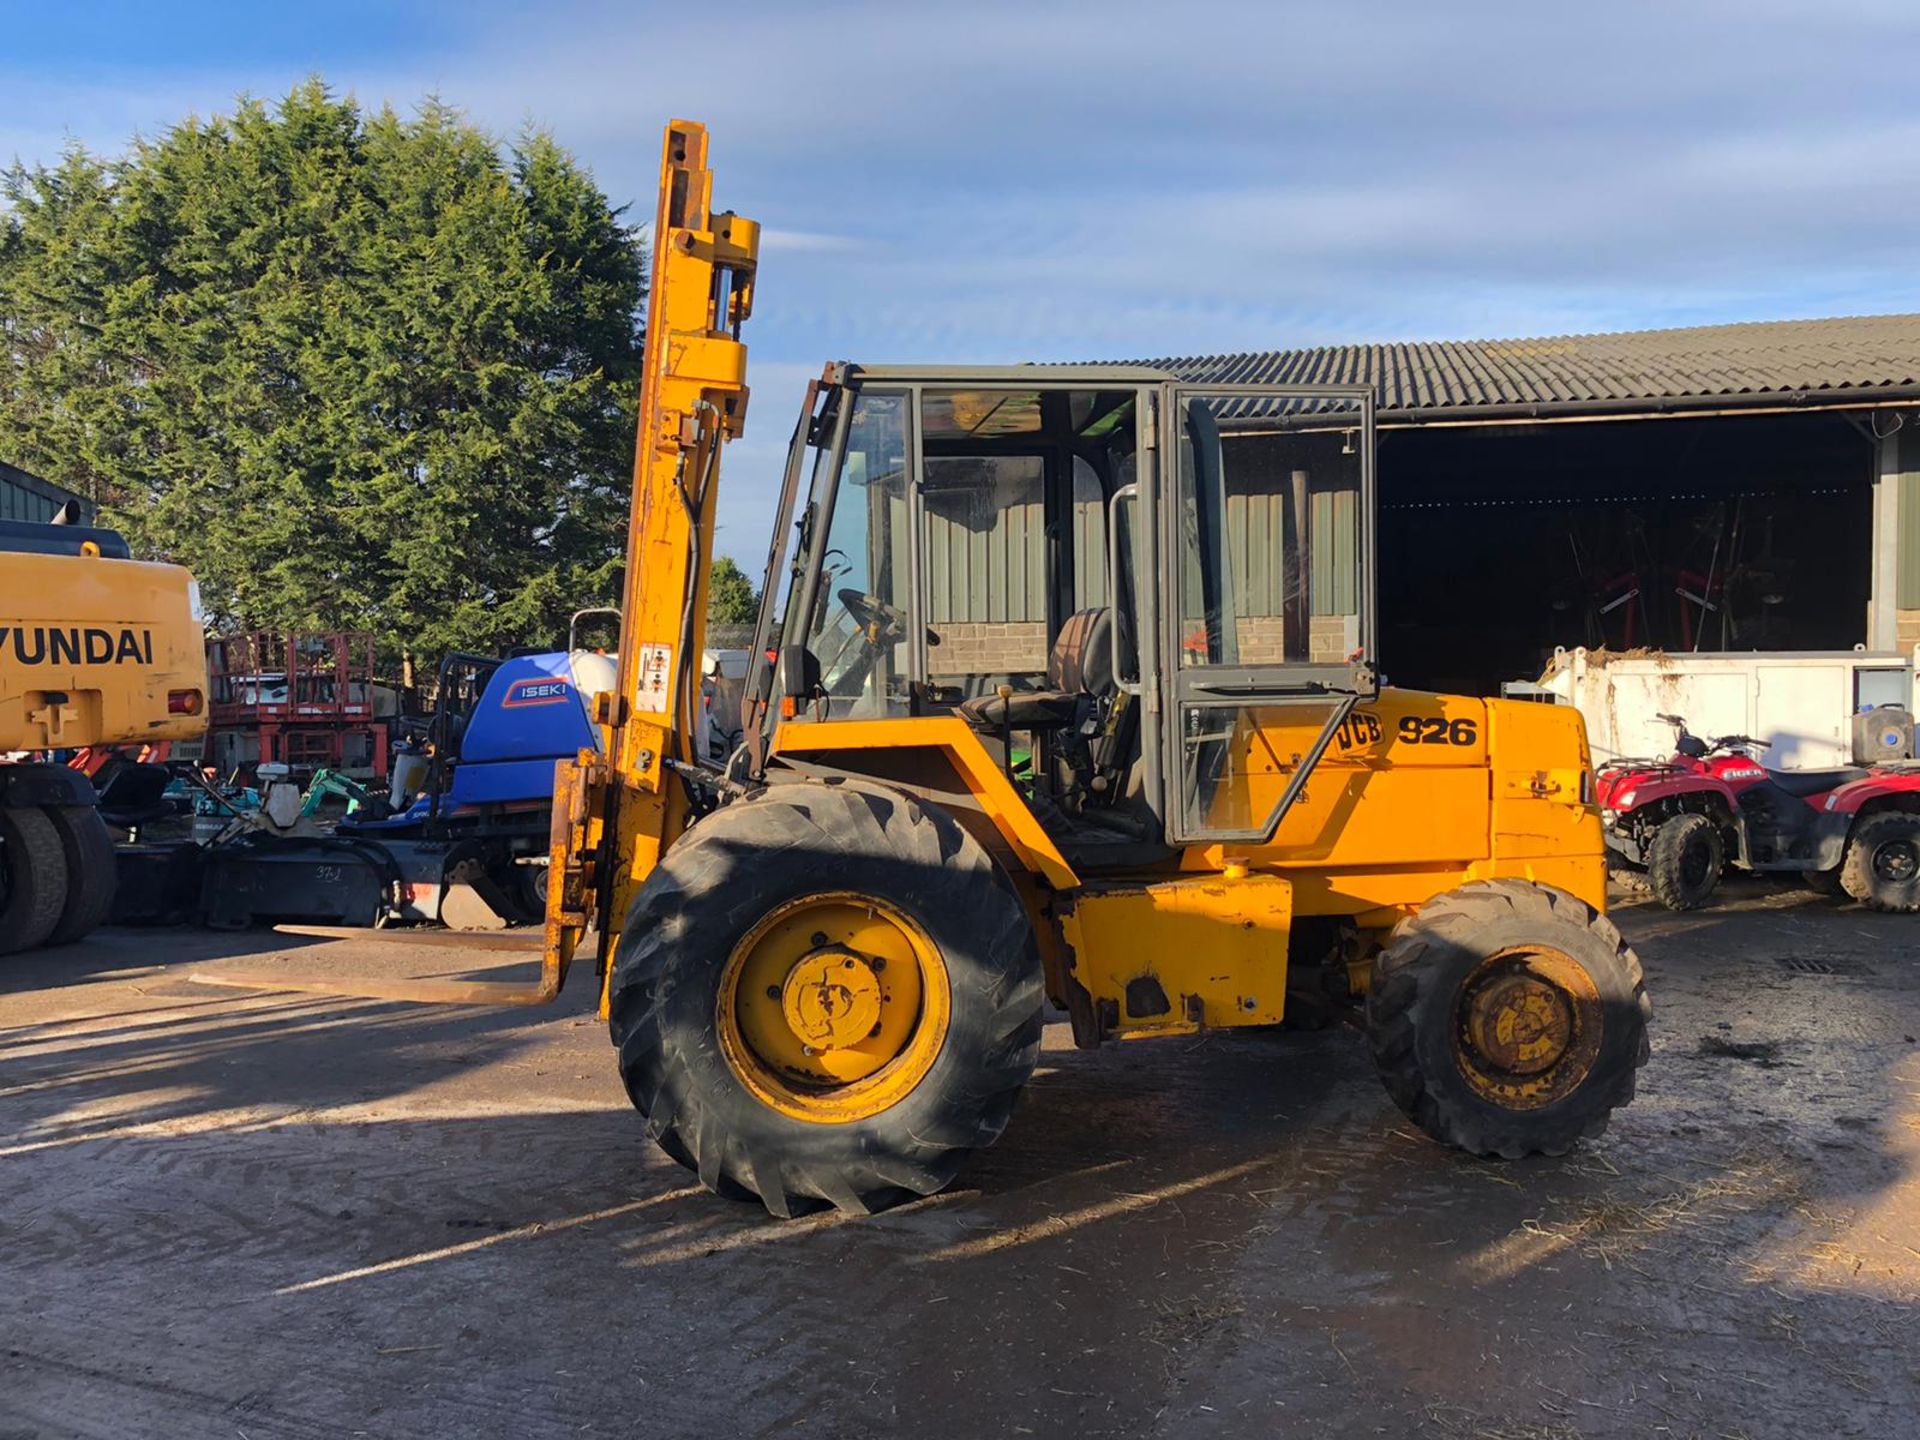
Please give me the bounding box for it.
[781,948,884,1050]
[1467,974,1573,1076]
[1452,946,1604,1110]
[1873,839,1919,884]
[1681,837,1712,888]
[716,892,953,1123]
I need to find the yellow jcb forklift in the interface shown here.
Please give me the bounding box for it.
[525,122,1651,1217]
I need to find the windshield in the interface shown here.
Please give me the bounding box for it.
[779,387,912,720]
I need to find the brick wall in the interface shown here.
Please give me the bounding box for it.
[929,621,1050,678]
[1231,615,1356,665]
[1310,615,1357,664]
[931,614,1358,677]
[1233,616,1289,665]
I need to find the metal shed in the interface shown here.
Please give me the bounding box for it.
[0,460,95,525]
[1151,314,1920,692]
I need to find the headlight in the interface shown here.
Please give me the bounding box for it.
[1616,789,1637,810]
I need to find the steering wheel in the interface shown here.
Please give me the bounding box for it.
[837,588,909,644]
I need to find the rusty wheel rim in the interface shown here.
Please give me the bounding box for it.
[1452,946,1604,1111]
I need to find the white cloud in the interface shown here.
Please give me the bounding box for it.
[9,0,1920,538]
[758,228,860,255]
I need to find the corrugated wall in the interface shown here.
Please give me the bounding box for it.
[0,477,62,523]
[924,464,1109,624]
[1223,485,1358,618]
[1310,488,1358,615]
[919,453,1359,631]
[926,498,1046,624]
[1902,428,1920,609]
[1225,488,1285,616]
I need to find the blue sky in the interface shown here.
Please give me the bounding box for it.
[6,0,1920,557]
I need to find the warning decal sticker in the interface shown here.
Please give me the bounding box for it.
[637,642,673,714]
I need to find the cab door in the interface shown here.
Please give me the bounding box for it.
[1157,384,1377,844]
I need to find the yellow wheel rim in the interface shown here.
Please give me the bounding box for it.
[1451,946,1603,1111]
[716,892,951,1123]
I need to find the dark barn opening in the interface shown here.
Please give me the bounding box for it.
[1376,413,1876,694]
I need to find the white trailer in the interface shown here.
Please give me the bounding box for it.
[1518,647,1918,771]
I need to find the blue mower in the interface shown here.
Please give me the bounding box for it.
[196,641,615,931]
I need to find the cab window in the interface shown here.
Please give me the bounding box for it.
[790,389,912,719]
[919,388,1135,699]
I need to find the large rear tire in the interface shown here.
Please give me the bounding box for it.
[0,806,71,956]
[1840,811,1920,913]
[44,805,118,946]
[609,781,1044,1217]
[1367,879,1651,1159]
[1647,812,1723,911]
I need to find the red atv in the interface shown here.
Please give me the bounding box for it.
[1596,713,1920,912]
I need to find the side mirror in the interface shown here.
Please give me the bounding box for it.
[778,645,821,701]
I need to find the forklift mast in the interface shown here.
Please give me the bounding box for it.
[543,122,761,999]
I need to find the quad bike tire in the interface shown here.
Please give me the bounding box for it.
[1367,879,1651,1159]
[0,806,71,956]
[1647,812,1723,912]
[44,805,118,946]
[609,781,1044,1218]
[1607,864,1649,897]
[1840,811,1920,913]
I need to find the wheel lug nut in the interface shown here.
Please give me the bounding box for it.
[765,985,781,1000]
[810,932,828,946]
[870,957,885,972]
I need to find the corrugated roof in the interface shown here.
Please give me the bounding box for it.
[1155,313,1920,422]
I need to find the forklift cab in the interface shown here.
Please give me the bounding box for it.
[749,365,1376,861]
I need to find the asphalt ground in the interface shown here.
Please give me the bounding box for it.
[1,878,1915,1439]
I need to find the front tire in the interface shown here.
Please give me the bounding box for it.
[1367,879,1651,1159]
[1647,812,1723,911]
[1840,811,1920,913]
[0,806,70,956]
[44,805,118,946]
[609,782,1044,1217]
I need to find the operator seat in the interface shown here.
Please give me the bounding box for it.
[1762,766,1870,798]
[957,607,1113,733]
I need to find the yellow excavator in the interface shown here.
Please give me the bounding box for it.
[0,509,206,954]
[518,122,1652,1216]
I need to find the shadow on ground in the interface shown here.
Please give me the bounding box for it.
[1,885,1916,1439]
